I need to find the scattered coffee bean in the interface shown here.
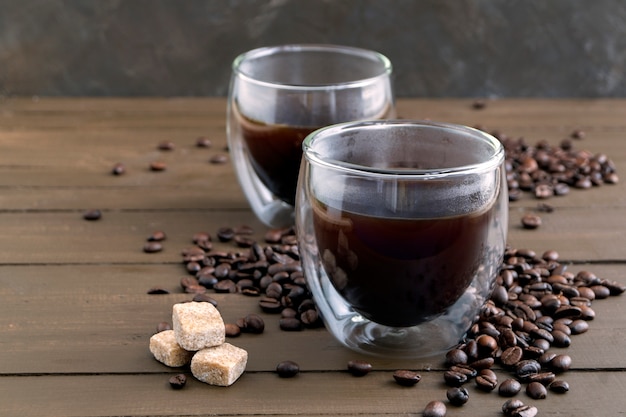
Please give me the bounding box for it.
[147,287,169,294]
[548,379,570,393]
[347,360,372,377]
[195,136,212,148]
[276,360,300,378]
[279,317,303,331]
[83,209,102,221]
[111,162,126,175]
[521,214,542,229]
[526,381,547,399]
[499,378,522,397]
[149,161,167,171]
[209,154,229,164]
[191,293,218,306]
[512,405,538,417]
[168,373,187,389]
[444,348,468,366]
[550,354,572,373]
[444,370,468,387]
[475,371,498,392]
[147,230,167,242]
[240,313,265,334]
[446,386,469,406]
[472,99,487,109]
[423,400,447,417]
[157,140,175,151]
[502,399,526,415]
[143,241,163,253]
[224,323,241,338]
[392,370,421,386]
[217,227,235,242]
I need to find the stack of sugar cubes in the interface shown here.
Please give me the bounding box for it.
[149,301,248,386]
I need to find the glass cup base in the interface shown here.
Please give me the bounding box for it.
[301,242,496,359]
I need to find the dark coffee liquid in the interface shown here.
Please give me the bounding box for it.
[312,199,496,327]
[238,113,318,206]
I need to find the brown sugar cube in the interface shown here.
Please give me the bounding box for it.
[190,343,248,386]
[149,330,194,367]
[173,302,225,351]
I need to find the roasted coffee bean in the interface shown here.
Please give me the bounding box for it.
[143,241,163,253]
[392,370,421,386]
[548,379,570,393]
[526,372,556,385]
[512,405,539,417]
[476,334,498,357]
[213,279,236,293]
[197,274,218,289]
[147,287,169,294]
[515,360,541,380]
[300,308,321,327]
[195,136,212,148]
[521,214,542,229]
[423,400,447,417]
[191,293,218,306]
[551,329,571,347]
[449,364,477,379]
[168,373,187,389]
[347,360,372,377]
[550,354,572,373]
[276,360,300,378]
[258,297,282,313]
[157,140,175,151]
[241,313,265,334]
[209,153,229,164]
[216,227,235,242]
[149,161,167,171]
[502,399,526,415]
[83,209,102,221]
[279,317,302,331]
[475,369,498,392]
[470,357,495,370]
[443,370,468,387]
[602,279,626,295]
[500,346,523,367]
[445,348,468,366]
[523,346,545,360]
[526,381,547,399]
[538,352,557,366]
[446,386,469,406]
[224,323,241,338]
[147,230,167,242]
[111,162,126,175]
[569,319,589,334]
[499,378,522,397]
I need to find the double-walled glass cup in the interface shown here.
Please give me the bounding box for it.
[227,44,394,228]
[296,120,508,358]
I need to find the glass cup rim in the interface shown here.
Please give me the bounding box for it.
[231,44,393,91]
[302,119,505,179]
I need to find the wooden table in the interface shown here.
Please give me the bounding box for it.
[1,98,625,416]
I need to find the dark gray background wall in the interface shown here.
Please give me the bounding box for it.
[1,0,625,98]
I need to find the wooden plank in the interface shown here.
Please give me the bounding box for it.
[1,370,625,417]
[1,206,626,264]
[1,264,624,374]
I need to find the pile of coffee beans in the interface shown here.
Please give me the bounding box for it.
[175,226,324,333]
[438,245,624,411]
[485,131,619,202]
